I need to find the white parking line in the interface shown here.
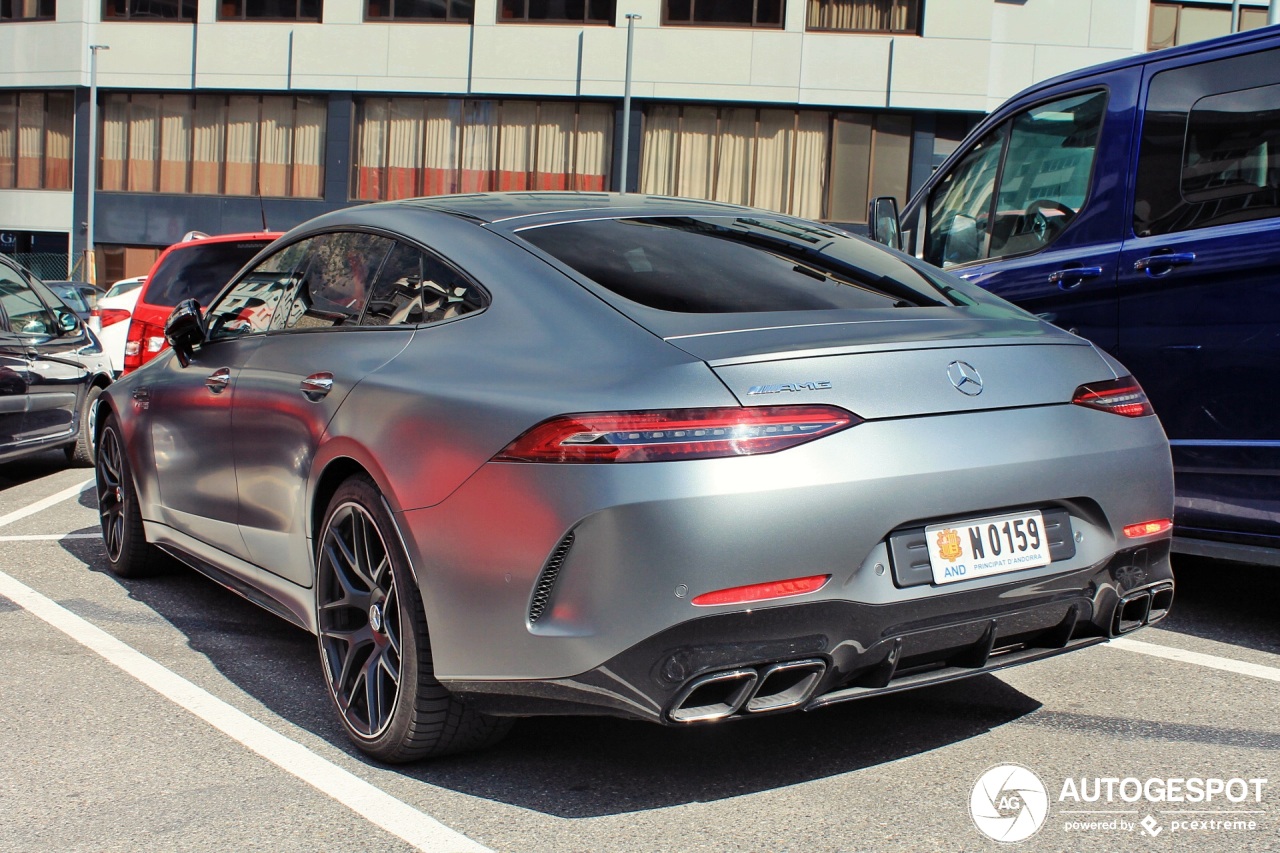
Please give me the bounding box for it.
[0,533,101,541]
[0,570,493,853]
[0,478,492,853]
[0,479,93,529]
[1109,637,1280,683]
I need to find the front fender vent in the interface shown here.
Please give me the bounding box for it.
[529,531,575,624]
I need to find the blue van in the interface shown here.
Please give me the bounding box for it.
[876,27,1280,567]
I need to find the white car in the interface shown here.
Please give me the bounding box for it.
[97,276,144,375]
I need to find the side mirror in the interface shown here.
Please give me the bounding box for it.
[165,298,206,367]
[56,311,79,334]
[867,196,902,251]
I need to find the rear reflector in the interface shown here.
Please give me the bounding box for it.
[495,405,859,463]
[692,574,831,606]
[1123,519,1173,539]
[1071,375,1154,417]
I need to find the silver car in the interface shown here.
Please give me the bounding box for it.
[94,193,1175,762]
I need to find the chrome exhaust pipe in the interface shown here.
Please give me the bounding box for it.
[744,659,827,714]
[667,669,758,723]
[1147,583,1174,625]
[1112,589,1152,635]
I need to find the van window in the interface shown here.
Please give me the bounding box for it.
[924,91,1106,268]
[1134,48,1280,237]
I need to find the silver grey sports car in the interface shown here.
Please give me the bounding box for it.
[94,192,1175,762]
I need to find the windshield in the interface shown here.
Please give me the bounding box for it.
[517,216,963,314]
[145,241,271,307]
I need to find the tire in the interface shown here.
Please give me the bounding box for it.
[96,414,163,578]
[67,384,104,467]
[316,475,511,762]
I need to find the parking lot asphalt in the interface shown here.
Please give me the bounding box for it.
[0,449,1276,853]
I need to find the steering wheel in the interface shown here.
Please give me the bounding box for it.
[1024,198,1075,243]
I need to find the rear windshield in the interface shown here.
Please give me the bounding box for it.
[517,216,964,313]
[145,241,270,308]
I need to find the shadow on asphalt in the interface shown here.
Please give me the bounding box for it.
[1161,555,1280,655]
[0,449,84,490]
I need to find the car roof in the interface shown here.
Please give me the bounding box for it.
[390,192,760,226]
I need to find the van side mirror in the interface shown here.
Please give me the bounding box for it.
[867,196,902,251]
[56,310,79,334]
[165,298,206,367]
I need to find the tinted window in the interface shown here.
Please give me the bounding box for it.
[0,267,54,337]
[925,91,1106,268]
[278,232,395,330]
[145,240,272,308]
[520,216,956,313]
[362,242,485,326]
[1134,48,1280,237]
[207,239,314,341]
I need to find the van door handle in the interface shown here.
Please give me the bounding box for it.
[1047,266,1103,289]
[205,367,231,394]
[300,372,333,401]
[1134,252,1195,276]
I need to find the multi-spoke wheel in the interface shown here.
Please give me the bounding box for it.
[96,414,161,577]
[316,475,510,762]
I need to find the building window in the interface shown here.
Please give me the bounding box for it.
[366,0,471,21]
[0,0,55,20]
[218,0,319,20]
[0,91,73,190]
[639,104,913,222]
[1149,2,1268,50]
[103,0,194,19]
[499,0,613,23]
[352,97,614,200]
[663,0,781,27]
[99,92,326,198]
[807,0,918,32]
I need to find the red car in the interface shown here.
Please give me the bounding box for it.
[123,231,280,373]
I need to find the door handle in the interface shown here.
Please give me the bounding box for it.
[300,372,334,401]
[1047,266,1103,289]
[1134,252,1195,277]
[205,367,231,394]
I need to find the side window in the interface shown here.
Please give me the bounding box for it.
[924,90,1106,268]
[279,232,395,330]
[0,267,55,338]
[361,242,486,327]
[207,239,314,341]
[1135,48,1280,237]
[924,128,1004,268]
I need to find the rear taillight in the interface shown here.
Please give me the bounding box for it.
[495,405,859,463]
[99,308,132,328]
[692,574,831,606]
[1071,376,1154,417]
[1123,519,1173,538]
[122,319,168,374]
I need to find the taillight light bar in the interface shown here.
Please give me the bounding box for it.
[495,405,859,463]
[1071,376,1155,417]
[99,308,132,328]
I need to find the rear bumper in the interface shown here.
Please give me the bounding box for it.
[446,541,1174,723]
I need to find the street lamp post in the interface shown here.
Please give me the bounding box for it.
[85,43,109,285]
[619,13,640,194]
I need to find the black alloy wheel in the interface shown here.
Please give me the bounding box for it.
[316,475,510,762]
[95,415,160,577]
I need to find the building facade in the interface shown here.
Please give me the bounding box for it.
[0,0,1269,280]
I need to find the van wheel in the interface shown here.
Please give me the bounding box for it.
[315,475,511,762]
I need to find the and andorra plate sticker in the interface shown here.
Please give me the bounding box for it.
[927,509,1052,584]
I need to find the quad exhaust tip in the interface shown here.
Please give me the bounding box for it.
[1112,582,1174,636]
[667,659,827,723]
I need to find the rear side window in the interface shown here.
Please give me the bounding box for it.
[361,242,486,327]
[144,240,271,308]
[1134,48,1280,236]
[519,216,957,312]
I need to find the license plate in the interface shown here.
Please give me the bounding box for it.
[926,510,1052,585]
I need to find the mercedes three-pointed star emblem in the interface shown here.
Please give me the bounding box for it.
[947,360,984,396]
